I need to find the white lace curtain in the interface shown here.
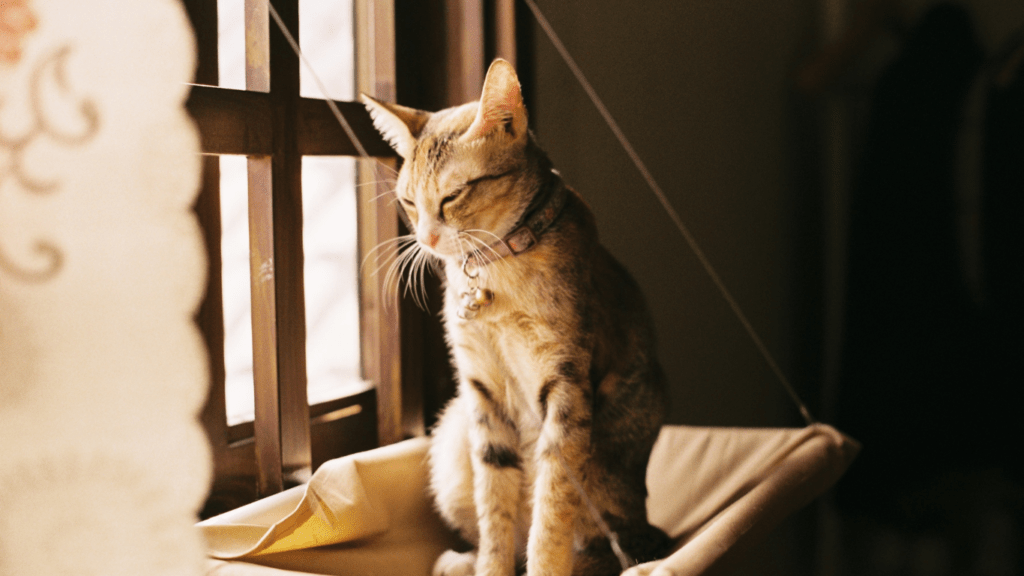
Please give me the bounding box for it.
[0,0,209,573]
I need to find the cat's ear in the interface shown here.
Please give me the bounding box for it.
[361,95,430,159]
[461,59,527,144]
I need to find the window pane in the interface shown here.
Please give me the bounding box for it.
[217,0,246,90]
[299,0,354,100]
[302,156,368,406]
[220,155,255,425]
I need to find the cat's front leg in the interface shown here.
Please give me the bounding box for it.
[466,378,524,576]
[527,368,592,576]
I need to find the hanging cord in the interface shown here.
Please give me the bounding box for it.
[522,0,815,426]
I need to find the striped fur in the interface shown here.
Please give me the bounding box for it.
[365,60,669,576]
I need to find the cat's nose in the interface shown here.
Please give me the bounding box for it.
[419,230,440,248]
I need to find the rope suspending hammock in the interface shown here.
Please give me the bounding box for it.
[200,3,861,576]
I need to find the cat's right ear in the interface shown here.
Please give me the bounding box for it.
[361,95,429,159]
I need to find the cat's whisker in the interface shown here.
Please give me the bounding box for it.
[399,248,419,301]
[461,231,507,262]
[368,242,409,284]
[454,235,474,266]
[410,249,436,310]
[459,230,516,283]
[361,234,413,275]
[369,185,400,203]
[412,248,433,309]
[384,237,419,287]
[463,227,505,246]
[356,179,397,193]
[382,244,415,304]
[379,249,400,297]
[363,233,409,262]
[369,233,441,312]
[356,167,400,201]
[355,174,397,186]
[391,239,423,307]
[365,158,399,178]
[461,228,512,258]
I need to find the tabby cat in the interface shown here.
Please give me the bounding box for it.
[363,59,670,576]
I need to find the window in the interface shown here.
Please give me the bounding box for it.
[183,0,400,517]
[182,0,519,518]
[215,1,363,428]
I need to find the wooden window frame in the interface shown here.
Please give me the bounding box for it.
[182,0,519,518]
[183,0,400,516]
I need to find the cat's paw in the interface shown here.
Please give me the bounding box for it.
[433,550,478,576]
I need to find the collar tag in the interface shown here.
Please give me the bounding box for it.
[505,226,537,254]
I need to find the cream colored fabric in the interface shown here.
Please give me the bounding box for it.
[0,0,208,574]
[633,423,859,576]
[201,424,857,576]
[202,438,462,575]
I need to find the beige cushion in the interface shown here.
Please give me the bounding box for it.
[201,424,858,576]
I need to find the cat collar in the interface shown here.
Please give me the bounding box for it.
[461,173,569,270]
[456,172,569,320]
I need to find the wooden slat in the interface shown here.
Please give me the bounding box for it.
[356,0,404,446]
[297,97,394,157]
[186,89,391,157]
[494,0,516,66]
[267,0,313,485]
[245,0,271,93]
[247,155,284,496]
[244,0,286,498]
[186,86,273,155]
[445,0,484,106]
[309,389,379,470]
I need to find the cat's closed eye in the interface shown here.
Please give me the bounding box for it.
[466,170,512,187]
[440,189,464,213]
[439,171,512,218]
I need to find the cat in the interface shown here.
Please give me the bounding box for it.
[363,59,670,576]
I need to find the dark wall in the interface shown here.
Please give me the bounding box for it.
[528,1,822,428]
[527,6,822,572]
[524,1,1023,575]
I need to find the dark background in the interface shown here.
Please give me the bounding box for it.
[395,1,1023,574]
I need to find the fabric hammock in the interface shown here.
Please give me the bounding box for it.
[200,423,858,576]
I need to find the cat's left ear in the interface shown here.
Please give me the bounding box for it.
[461,59,528,144]
[361,95,430,159]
